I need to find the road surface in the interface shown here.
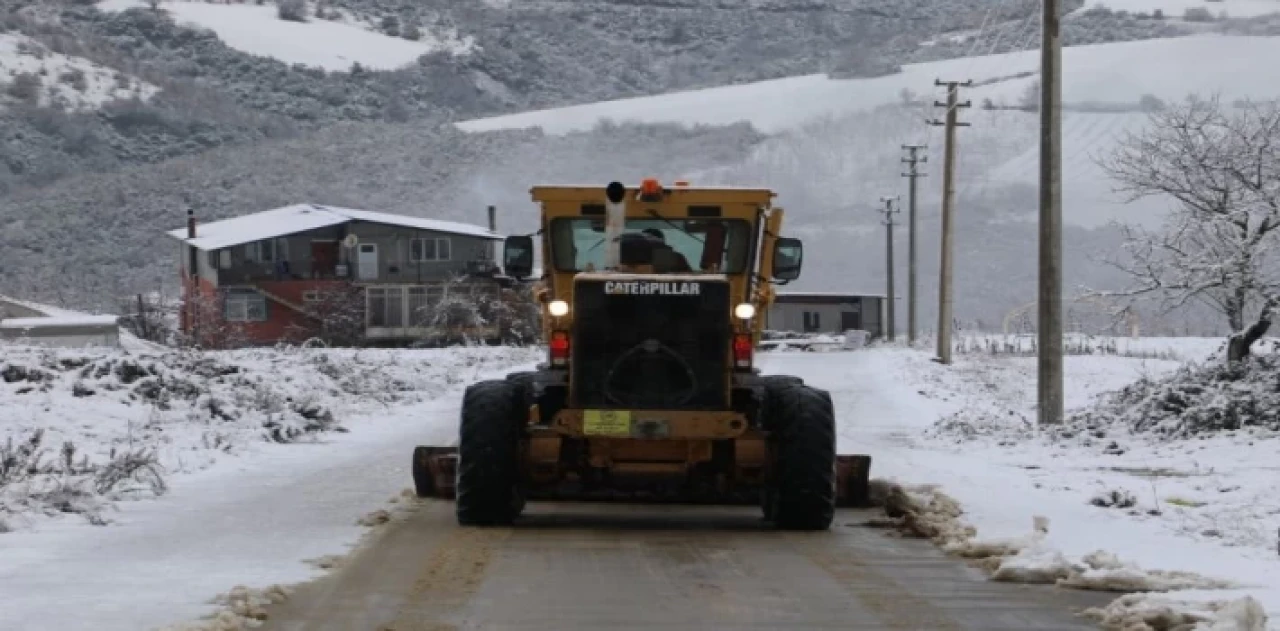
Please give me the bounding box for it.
[258,500,1108,631]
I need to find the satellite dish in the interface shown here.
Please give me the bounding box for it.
[342,234,359,248]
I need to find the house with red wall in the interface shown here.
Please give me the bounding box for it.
[167,203,507,348]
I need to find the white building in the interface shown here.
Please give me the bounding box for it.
[0,295,121,348]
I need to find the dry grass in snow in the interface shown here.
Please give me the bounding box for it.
[0,342,539,532]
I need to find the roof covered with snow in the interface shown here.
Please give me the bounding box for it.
[166,204,503,251]
[0,315,120,330]
[0,294,100,318]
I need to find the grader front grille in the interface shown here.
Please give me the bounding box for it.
[571,277,731,410]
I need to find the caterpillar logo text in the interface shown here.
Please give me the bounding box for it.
[604,281,702,296]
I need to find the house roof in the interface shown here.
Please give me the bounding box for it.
[1,315,120,330]
[165,204,503,251]
[0,294,101,318]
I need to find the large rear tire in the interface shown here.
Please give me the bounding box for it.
[770,384,837,530]
[456,380,524,526]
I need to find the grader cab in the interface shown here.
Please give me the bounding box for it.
[413,179,872,530]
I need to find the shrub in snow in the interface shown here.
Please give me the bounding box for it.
[1090,489,1137,509]
[1184,7,1215,22]
[0,429,166,526]
[277,0,307,22]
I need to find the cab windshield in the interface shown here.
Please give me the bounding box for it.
[549,218,752,274]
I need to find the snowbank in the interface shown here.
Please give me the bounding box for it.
[96,0,474,71]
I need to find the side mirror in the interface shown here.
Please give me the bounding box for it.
[772,237,803,282]
[503,235,534,280]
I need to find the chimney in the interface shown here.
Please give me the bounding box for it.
[487,205,498,267]
[187,209,196,239]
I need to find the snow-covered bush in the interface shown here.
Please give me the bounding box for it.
[277,0,307,22]
[1065,354,1280,438]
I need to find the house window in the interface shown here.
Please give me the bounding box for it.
[224,288,267,322]
[246,240,276,263]
[410,237,451,262]
[209,249,232,270]
[367,287,404,328]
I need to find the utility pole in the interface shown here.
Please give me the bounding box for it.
[901,144,927,345]
[928,79,971,365]
[877,197,900,342]
[1039,0,1064,425]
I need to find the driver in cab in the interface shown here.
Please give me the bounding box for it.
[639,228,692,273]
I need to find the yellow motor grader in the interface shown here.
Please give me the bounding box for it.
[413,179,872,529]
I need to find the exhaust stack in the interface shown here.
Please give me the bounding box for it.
[187,209,196,238]
[603,182,627,270]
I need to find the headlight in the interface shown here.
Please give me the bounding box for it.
[548,300,570,317]
[734,303,756,320]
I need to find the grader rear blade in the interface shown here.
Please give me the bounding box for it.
[412,446,872,508]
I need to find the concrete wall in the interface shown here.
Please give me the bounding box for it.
[766,297,884,338]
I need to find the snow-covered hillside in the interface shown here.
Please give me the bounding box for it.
[1079,0,1280,18]
[458,34,1280,229]
[95,0,474,71]
[456,35,1280,135]
[0,34,157,110]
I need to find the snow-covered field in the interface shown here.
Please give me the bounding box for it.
[0,33,157,109]
[95,0,474,71]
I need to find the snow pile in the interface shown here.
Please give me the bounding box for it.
[0,33,158,110]
[1081,593,1268,631]
[157,584,293,631]
[870,478,1255,629]
[96,0,474,71]
[0,343,539,531]
[1065,354,1280,438]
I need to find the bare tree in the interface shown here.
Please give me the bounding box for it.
[302,285,366,346]
[1095,95,1280,360]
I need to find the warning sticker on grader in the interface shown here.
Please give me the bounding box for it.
[583,410,632,436]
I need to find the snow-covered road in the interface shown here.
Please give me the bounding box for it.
[2,344,1275,630]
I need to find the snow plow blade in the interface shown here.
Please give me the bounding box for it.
[414,446,871,508]
[412,446,458,500]
[834,454,873,508]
